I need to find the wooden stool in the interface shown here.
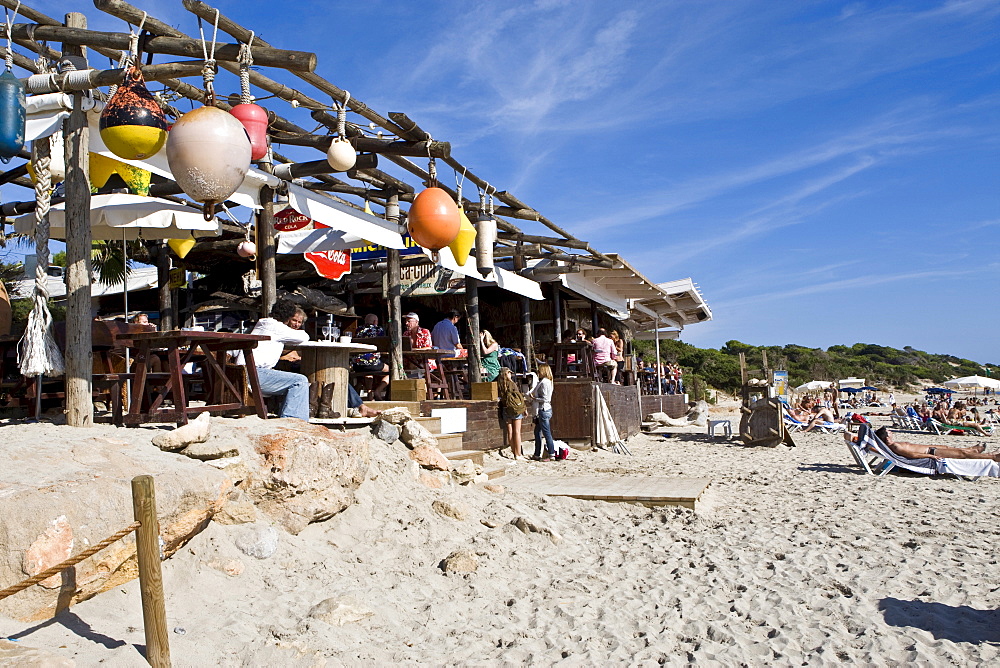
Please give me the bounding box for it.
[552,342,596,380]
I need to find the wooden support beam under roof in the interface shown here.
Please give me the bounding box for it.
[1,24,316,71]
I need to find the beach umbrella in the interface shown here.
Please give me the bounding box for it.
[794,380,830,391]
[840,387,862,394]
[925,387,954,394]
[859,386,878,391]
[14,193,221,241]
[942,375,1000,390]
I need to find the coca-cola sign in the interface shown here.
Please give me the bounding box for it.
[304,222,352,280]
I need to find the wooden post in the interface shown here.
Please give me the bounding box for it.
[520,296,533,372]
[385,192,404,381]
[590,302,600,335]
[257,158,276,317]
[155,244,173,331]
[131,475,171,668]
[552,285,562,343]
[465,277,482,383]
[654,315,662,397]
[61,12,92,427]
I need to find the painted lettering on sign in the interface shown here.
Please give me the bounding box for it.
[305,222,352,280]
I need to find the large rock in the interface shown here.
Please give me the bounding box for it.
[0,428,233,622]
[228,419,371,535]
[399,420,437,450]
[408,445,450,471]
[151,411,211,452]
[370,419,400,444]
[376,407,411,425]
[440,550,478,574]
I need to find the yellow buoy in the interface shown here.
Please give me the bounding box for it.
[448,207,477,266]
[114,162,151,196]
[89,152,120,190]
[168,237,195,259]
[99,65,167,160]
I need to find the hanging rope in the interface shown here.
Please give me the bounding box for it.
[336,90,350,137]
[197,10,220,104]
[455,166,467,205]
[237,31,254,105]
[3,0,21,73]
[108,12,145,98]
[427,154,438,188]
[18,135,65,377]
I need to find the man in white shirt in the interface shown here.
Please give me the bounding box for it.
[245,300,310,420]
[431,310,464,356]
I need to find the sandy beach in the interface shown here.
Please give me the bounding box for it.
[1,398,998,666]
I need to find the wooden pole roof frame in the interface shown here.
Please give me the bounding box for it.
[0,0,710,323]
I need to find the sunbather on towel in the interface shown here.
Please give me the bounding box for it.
[803,405,837,432]
[847,427,1000,462]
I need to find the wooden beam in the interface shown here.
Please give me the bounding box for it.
[465,278,482,383]
[180,0,409,135]
[19,60,208,92]
[385,191,404,381]
[498,232,592,250]
[62,11,92,427]
[258,159,277,316]
[387,112,431,142]
[2,24,317,72]
[272,155,378,180]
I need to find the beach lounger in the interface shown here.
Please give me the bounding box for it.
[890,414,924,431]
[847,424,999,480]
[925,418,992,436]
[782,404,845,434]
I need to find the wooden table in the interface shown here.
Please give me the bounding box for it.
[287,341,377,417]
[126,330,269,426]
[402,349,453,400]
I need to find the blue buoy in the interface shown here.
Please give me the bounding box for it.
[0,70,25,163]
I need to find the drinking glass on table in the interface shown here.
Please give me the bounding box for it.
[321,324,332,340]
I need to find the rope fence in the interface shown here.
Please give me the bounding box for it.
[0,521,140,601]
[0,475,171,668]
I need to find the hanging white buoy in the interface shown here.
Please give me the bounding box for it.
[326,138,356,172]
[166,106,251,219]
[474,213,496,277]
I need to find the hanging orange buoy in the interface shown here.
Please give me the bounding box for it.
[99,65,168,160]
[166,106,252,219]
[448,207,477,265]
[407,187,461,251]
[230,103,269,161]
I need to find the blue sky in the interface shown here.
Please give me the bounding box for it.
[7,0,1000,363]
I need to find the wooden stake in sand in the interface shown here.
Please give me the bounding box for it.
[131,475,171,668]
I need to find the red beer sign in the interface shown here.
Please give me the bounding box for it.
[273,206,311,232]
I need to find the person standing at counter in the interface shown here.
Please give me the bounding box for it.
[431,310,464,357]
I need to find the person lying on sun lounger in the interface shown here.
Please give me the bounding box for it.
[846,427,1000,462]
[803,405,838,432]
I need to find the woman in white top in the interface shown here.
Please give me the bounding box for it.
[529,363,557,460]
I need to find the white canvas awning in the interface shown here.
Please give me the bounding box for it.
[428,246,543,300]
[280,183,405,251]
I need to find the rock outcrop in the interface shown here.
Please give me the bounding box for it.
[0,430,232,622]
[227,418,371,535]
